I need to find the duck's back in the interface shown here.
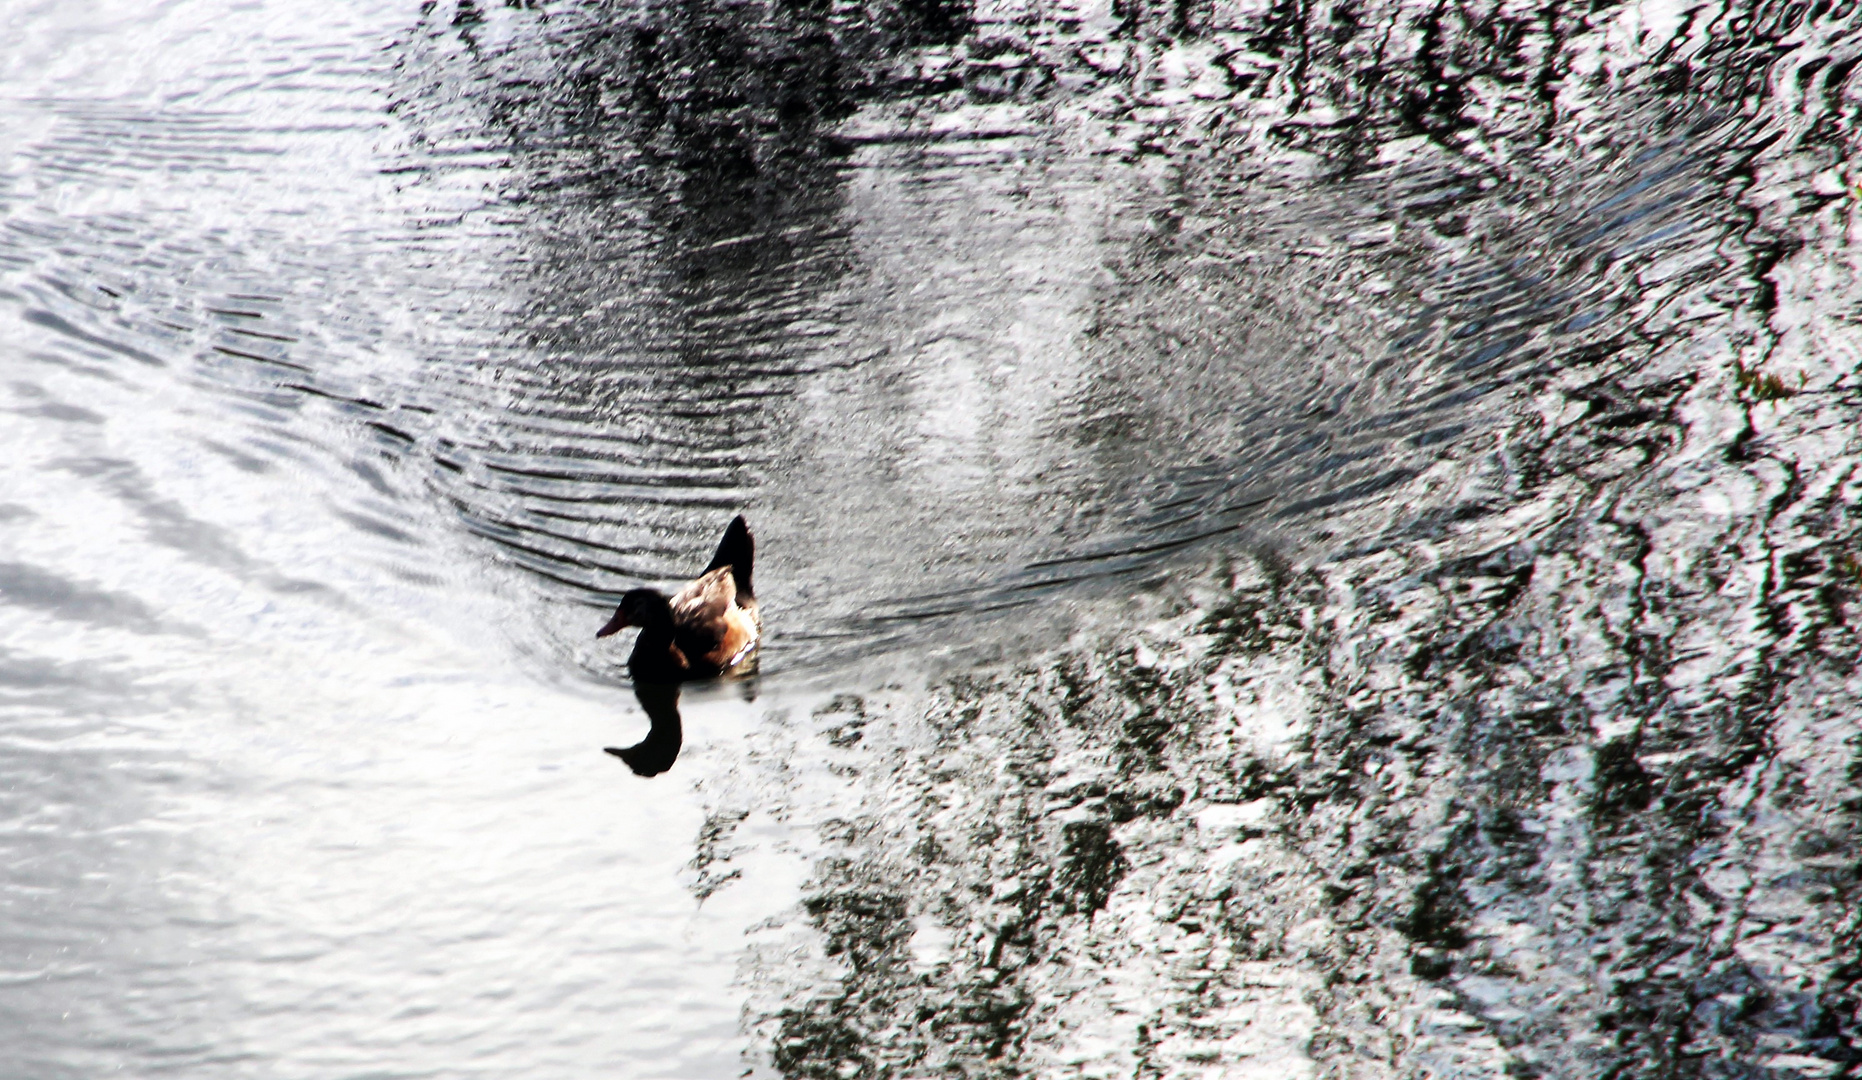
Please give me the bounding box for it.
[670,566,758,674]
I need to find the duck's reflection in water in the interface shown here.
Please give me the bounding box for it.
[606,682,683,777]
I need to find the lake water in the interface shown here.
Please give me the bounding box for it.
[4,0,1855,1075]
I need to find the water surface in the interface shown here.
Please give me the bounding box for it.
[3,0,1849,1075]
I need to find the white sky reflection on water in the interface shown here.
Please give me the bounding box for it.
[0,2,808,1074]
[0,289,787,1075]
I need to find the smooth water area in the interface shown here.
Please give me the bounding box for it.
[0,0,1819,1074]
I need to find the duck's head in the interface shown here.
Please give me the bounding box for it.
[595,588,670,638]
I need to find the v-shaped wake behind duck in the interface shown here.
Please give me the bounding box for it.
[595,514,760,683]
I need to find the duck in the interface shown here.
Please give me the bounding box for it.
[595,514,760,683]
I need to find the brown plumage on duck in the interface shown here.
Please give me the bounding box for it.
[595,515,760,683]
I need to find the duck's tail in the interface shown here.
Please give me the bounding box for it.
[704,514,754,600]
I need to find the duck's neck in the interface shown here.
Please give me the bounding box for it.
[629,592,676,638]
[625,592,682,679]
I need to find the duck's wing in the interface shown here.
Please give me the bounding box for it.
[702,515,754,601]
[670,565,736,623]
[669,566,758,673]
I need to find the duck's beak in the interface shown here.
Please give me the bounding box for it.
[595,610,631,638]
